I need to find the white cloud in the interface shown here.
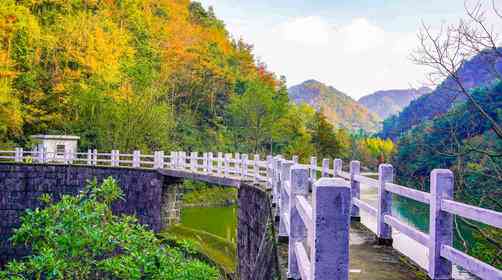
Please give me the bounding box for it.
[338,18,387,53]
[243,17,428,99]
[277,16,332,46]
[194,3,430,99]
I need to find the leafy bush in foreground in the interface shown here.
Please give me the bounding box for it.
[0,177,218,280]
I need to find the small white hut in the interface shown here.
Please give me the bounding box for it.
[30,135,80,161]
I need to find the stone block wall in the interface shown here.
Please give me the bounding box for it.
[237,183,280,280]
[0,163,166,266]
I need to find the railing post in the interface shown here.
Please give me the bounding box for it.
[87,149,92,165]
[15,148,23,163]
[292,155,299,164]
[235,153,241,176]
[93,149,98,166]
[312,178,351,280]
[190,152,197,172]
[266,155,273,189]
[202,152,208,173]
[334,159,342,177]
[157,151,164,169]
[63,149,70,165]
[274,157,283,210]
[429,169,454,280]
[153,151,159,168]
[310,156,317,181]
[279,160,294,239]
[377,164,393,245]
[44,146,49,163]
[254,154,260,182]
[322,158,330,177]
[170,151,177,168]
[288,165,309,279]
[217,152,223,176]
[39,146,47,163]
[178,151,184,169]
[224,153,230,177]
[133,150,140,168]
[242,154,249,178]
[175,151,180,168]
[114,150,120,167]
[350,160,361,222]
[207,152,213,174]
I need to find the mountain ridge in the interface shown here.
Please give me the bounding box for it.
[380,48,502,139]
[288,80,381,132]
[358,87,432,119]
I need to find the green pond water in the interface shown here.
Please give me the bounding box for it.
[180,206,237,244]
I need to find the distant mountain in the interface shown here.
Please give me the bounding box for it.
[288,80,381,132]
[358,87,432,119]
[380,48,502,140]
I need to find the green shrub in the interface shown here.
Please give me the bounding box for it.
[0,177,219,280]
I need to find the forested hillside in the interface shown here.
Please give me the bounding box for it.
[288,80,381,132]
[0,0,289,154]
[381,49,502,140]
[358,87,431,119]
[0,0,392,165]
[394,80,502,264]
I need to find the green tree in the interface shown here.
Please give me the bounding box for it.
[310,112,351,160]
[0,177,218,280]
[228,78,277,153]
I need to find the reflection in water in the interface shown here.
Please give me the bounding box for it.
[359,185,476,280]
[180,206,237,243]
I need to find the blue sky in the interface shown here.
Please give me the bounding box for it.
[199,0,500,99]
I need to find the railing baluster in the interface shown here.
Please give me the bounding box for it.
[429,169,453,279]
[312,178,351,280]
[310,156,317,182]
[322,158,330,177]
[279,160,294,239]
[133,150,140,168]
[350,160,361,222]
[266,155,273,189]
[292,155,299,164]
[254,154,260,182]
[208,152,213,174]
[157,151,164,169]
[202,152,208,173]
[190,152,196,172]
[377,164,393,245]
[242,154,248,179]
[274,158,283,217]
[93,149,98,166]
[334,158,342,177]
[235,153,240,176]
[217,152,223,176]
[288,165,309,279]
[86,149,92,165]
[224,153,230,177]
[15,148,23,163]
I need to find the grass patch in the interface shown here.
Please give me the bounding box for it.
[161,225,237,274]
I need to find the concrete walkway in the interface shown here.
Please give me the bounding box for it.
[277,222,427,280]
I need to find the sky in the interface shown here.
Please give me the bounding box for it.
[198,0,500,99]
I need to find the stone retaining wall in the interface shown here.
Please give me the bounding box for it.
[0,163,166,266]
[237,183,280,280]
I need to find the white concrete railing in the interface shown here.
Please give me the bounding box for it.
[1,149,501,280]
[272,157,502,280]
[0,148,272,184]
